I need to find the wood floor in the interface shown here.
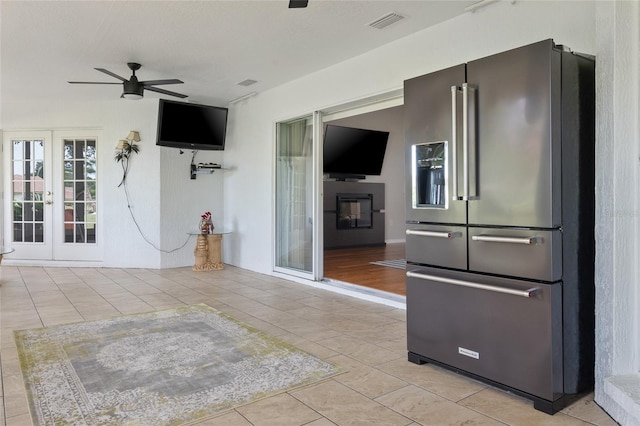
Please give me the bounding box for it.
[323,243,406,296]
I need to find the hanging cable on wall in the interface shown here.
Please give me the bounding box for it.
[115,131,192,253]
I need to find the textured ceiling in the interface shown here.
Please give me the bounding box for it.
[1,1,473,107]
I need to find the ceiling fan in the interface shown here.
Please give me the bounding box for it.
[68,62,188,100]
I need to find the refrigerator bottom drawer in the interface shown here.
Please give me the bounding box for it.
[406,267,563,401]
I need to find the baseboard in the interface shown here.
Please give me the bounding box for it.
[385,239,406,244]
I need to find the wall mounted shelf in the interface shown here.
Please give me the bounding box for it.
[190,164,223,179]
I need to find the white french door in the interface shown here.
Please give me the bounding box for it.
[2,130,103,261]
[3,131,52,259]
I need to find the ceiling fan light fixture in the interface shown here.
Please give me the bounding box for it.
[122,80,144,100]
[122,93,143,100]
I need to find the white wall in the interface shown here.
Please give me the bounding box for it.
[594,1,640,424]
[159,146,225,268]
[224,0,596,274]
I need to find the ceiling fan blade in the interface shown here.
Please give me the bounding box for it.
[68,81,122,84]
[140,79,183,86]
[145,86,188,99]
[94,68,127,81]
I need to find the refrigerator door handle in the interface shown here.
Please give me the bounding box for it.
[462,83,470,201]
[450,85,461,201]
[406,229,462,239]
[471,235,537,245]
[406,271,538,298]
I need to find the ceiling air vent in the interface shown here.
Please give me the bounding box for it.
[368,12,405,29]
[238,79,258,87]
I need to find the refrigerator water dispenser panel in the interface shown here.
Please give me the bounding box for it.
[412,141,447,209]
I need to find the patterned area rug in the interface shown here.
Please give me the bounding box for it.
[15,304,340,425]
[370,259,407,269]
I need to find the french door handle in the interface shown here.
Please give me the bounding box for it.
[450,85,460,201]
[406,271,538,298]
[406,229,461,239]
[462,83,469,201]
[471,235,536,245]
[45,200,53,205]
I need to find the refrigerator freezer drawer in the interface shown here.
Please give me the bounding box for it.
[406,267,563,401]
[468,228,562,282]
[406,224,467,270]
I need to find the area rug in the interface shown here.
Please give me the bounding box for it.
[14,304,341,426]
[370,259,406,269]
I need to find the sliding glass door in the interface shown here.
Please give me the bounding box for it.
[273,91,403,282]
[274,112,322,279]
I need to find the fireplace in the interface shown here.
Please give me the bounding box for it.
[337,194,373,229]
[323,181,385,249]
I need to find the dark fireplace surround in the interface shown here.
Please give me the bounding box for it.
[323,181,385,249]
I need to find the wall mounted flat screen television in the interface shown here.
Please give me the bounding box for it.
[323,124,389,180]
[156,99,228,150]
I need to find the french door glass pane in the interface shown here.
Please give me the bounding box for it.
[275,117,313,272]
[63,139,97,244]
[11,139,45,243]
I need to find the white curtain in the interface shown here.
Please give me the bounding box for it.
[275,118,312,271]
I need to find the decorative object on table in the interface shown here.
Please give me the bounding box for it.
[14,304,341,426]
[114,130,141,187]
[200,210,214,234]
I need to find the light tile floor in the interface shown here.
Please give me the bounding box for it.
[0,265,617,426]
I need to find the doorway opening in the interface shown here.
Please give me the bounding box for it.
[320,96,406,297]
[273,90,406,299]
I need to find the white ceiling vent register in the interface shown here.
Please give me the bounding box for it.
[368,12,405,30]
[238,79,258,87]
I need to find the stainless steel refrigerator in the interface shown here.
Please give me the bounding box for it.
[404,39,595,414]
